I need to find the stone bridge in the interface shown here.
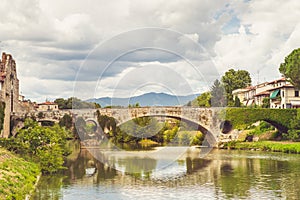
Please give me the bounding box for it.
[11,107,225,144]
[8,107,296,145]
[95,107,224,144]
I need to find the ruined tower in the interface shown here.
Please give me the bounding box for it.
[0,52,20,137]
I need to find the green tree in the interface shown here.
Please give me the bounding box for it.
[54,97,99,109]
[211,79,226,107]
[191,132,204,145]
[59,114,73,129]
[196,92,211,107]
[234,96,241,107]
[163,126,178,143]
[94,103,101,108]
[262,97,270,108]
[54,98,67,109]
[284,109,300,141]
[221,69,251,106]
[279,48,300,89]
[13,118,70,174]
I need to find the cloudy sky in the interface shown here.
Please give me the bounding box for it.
[0,0,299,102]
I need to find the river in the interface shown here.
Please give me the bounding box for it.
[31,144,300,199]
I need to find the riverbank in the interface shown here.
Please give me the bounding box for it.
[221,141,300,154]
[0,148,41,200]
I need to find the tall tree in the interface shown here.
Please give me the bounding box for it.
[221,69,251,106]
[279,48,300,89]
[196,92,211,107]
[210,79,226,107]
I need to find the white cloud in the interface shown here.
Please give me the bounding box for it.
[215,0,300,83]
[0,0,299,101]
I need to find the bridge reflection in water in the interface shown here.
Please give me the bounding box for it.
[32,143,300,200]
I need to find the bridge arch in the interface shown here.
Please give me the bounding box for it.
[115,114,219,146]
[93,107,225,145]
[223,108,295,133]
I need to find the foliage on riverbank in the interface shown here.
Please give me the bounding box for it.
[222,108,297,130]
[0,118,72,174]
[139,139,158,146]
[0,148,40,200]
[222,141,300,154]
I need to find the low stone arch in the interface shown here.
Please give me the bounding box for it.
[10,115,25,137]
[223,108,295,134]
[263,119,288,133]
[116,114,220,147]
[85,118,99,132]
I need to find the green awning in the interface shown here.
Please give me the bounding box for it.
[270,89,280,99]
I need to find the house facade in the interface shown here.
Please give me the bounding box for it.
[268,78,300,109]
[232,77,300,109]
[37,102,59,112]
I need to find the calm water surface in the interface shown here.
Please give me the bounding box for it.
[32,145,300,200]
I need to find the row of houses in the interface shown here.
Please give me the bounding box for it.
[233,77,300,109]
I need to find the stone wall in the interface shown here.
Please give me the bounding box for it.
[0,52,22,137]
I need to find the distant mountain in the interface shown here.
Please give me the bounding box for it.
[87,92,199,107]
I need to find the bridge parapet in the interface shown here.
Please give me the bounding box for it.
[13,110,73,122]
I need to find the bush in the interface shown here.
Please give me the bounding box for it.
[59,113,73,129]
[6,118,70,174]
[179,131,192,145]
[222,108,297,130]
[191,132,204,145]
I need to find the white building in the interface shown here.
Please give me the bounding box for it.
[232,77,300,109]
[37,102,59,112]
[268,78,300,109]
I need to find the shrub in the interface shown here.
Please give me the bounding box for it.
[6,118,70,174]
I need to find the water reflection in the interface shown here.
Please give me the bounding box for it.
[32,147,300,200]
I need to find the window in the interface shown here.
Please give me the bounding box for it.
[282,91,284,97]
[295,90,299,97]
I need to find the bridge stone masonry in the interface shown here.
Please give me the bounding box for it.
[11,107,225,144]
[9,107,295,145]
[94,106,224,145]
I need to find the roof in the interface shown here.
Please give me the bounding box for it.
[267,84,294,91]
[38,102,57,106]
[254,91,270,97]
[232,88,249,94]
[256,82,269,87]
[245,86,255,90]
[232,86,255,94]
[268,77,286,84]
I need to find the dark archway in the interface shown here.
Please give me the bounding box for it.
[39,120,55,126]
[263,119,288,133]
[220,120,233,134]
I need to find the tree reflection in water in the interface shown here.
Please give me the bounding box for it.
[32,147,300,199]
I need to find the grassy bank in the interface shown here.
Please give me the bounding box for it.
[0,148,40,200]
[222,141,300,154]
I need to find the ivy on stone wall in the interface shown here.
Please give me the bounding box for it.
[222,108,297,131]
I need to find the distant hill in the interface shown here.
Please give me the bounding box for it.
[87,92,199,107]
